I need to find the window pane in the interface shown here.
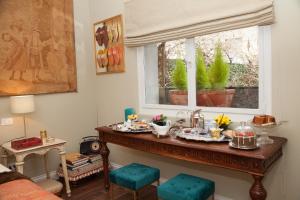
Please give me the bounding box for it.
[144,39,188,105]
[195,26,259,108]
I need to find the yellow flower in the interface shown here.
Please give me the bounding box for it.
[215,114,231,126]
[128,114,138,120]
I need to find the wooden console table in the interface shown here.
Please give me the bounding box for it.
[96,126,287,200]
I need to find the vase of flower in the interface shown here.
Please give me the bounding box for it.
[215,114,231,131]
[151,114,171,137]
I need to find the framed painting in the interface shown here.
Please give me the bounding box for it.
[93,15,125,74]
[0,0,77,97]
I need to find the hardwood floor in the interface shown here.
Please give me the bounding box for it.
[61,174,158,200]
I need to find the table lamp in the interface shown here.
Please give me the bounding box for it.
[10,95,35,138]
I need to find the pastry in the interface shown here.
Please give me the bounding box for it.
[252,115,276,125]
[132,121,149,129]
[231,122,257,149]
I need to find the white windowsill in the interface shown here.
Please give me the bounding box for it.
[139,104,265,122]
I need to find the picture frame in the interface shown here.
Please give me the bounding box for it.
[93,15,125,75]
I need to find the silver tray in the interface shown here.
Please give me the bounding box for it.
[110,123,153,133]
[176,130,230,142]
[228,141,259,150]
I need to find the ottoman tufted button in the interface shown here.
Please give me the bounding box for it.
[109,163,160,193]
[157,173,215,200]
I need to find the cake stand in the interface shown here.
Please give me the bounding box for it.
[252,121,286,145]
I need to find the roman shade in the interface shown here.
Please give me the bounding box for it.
[124,0,274,47]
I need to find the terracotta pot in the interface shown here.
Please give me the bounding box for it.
[168,90,188,105]
[196,89,235,107]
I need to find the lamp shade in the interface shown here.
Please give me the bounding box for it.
[10,95,35,114]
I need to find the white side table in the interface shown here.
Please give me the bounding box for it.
[1,138,71,197]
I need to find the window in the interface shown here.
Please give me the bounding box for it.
[138,26,271,118]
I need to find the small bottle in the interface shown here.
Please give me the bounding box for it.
[40,130,47,144]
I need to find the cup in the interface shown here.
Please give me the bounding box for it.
[124,107,135,121]
[210,128,223,139]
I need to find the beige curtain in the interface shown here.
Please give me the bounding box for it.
[124,0,274,47]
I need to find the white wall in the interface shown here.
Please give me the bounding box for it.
[91,0,300,199]
[0,0,97,177]
[90,0,139,127]
[0,0,299,199]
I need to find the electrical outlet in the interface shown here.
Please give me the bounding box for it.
[0,118,14,126]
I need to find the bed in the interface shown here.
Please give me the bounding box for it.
[0,165,62,200]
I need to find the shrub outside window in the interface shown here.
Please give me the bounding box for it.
[138,26,271,118]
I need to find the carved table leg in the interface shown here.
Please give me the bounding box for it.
[250,175,267,200]
[100,140,110,191]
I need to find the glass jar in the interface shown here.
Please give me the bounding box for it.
[232,122,257,149]
[235,122,255,136]
[204,120,217,132]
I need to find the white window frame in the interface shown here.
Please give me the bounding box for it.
[137,26,272,121]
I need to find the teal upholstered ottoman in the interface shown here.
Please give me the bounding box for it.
[109,163,160,200]
[158,173,215,200]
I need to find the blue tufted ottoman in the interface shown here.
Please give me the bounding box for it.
[109,163,160,200]
[158,173,215,200]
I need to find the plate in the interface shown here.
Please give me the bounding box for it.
[251,122,278,128]
[228,141,259,150]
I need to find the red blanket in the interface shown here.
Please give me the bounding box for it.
[0,179,62,200]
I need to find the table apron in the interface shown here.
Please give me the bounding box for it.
[102,134,283,176]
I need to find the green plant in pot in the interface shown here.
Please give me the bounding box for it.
[169,59,188,105]
[208,42,229,89]
[196,43,235,107]
[196,48,211,90]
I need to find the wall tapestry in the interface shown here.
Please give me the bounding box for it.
[94,15,125,74]
[0,0,77,96]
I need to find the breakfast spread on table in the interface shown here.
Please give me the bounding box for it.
[111,109,282,150]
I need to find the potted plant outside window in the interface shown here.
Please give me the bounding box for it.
[196,43,235,107]
[169,59,188,105]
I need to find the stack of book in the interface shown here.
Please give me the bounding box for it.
[88,154,102,163]
[66,153,89,171]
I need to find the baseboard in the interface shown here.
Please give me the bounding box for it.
[31,170,58,182]
[214,195,233,200]
[110,162,233,200]
[110,162,123,169]
[31,162,233,200]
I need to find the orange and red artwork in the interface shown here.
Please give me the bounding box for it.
[94,15,125,74]
[0,0,77,96]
